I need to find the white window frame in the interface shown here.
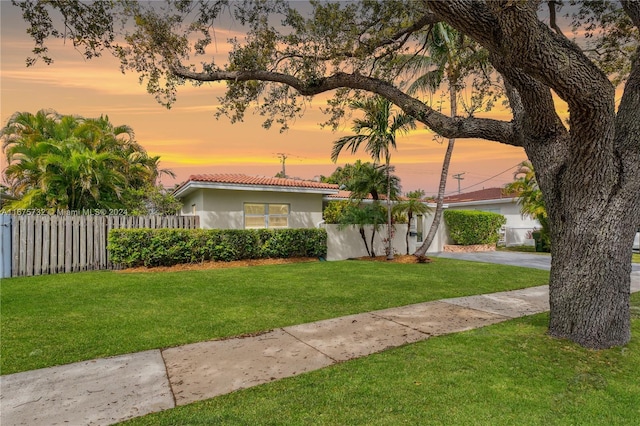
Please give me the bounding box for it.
[244,203,290,229]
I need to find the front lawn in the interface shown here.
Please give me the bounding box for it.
[122,292,640,426]
[1,258,549,375]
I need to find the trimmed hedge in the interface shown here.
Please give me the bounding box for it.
[108,228,327,268]
[444,210,506,245]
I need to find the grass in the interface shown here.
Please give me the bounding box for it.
[633,252,640,264]
[498,245,537,253]
[0,258,549,375]
[122,292,640,426]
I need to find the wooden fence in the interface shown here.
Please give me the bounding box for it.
[6,215,199,277]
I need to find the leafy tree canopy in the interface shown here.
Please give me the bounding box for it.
[1,109,176,212]
[321,160,400,201]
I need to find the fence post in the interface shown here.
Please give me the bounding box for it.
[0,214,11,278]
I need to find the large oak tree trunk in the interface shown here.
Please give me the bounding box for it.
[539,149,636,347]
[532,124,639,348]
[547,210,634,348]
[520,31,639,347]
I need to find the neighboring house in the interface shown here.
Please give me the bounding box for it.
[173,174,339,229]
[443,187,540,247]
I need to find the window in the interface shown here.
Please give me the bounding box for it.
[244,203,289,229]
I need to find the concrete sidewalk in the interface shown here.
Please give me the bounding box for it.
[2,254,639,426]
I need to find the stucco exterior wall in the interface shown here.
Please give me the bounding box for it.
[324,213,446,261]
[414,211,447,253]
[184,189,324,230]
[180,190,204,217]
[323,224,409,260]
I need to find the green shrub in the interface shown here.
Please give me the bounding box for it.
[531,230,551,253]
[108,228,328,268]
[323,201,352,224]
[444,210,506,245]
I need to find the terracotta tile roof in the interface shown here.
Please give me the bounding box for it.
[325,190,360,199]
[443,187,515,203]
[179,174,339,191]
[325,190,432,203]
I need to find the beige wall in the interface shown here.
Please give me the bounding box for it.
[324,217,445,261]
[415,212,448,253]
[180,190,204,217]
[182,189,324,229]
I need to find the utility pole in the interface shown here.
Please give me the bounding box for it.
[276,153,288,178]
[452,172,465,194]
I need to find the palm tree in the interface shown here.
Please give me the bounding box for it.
[347,161,400,202]
[337,201,387,258]
[504,161,549,249]
[3,140,53,201]
[2,110,61,198]
[393,189,432,255]
[1,109,59,151]
[406,24,493,257]
[2,109,172,210]
[39,139,127,210]
[331,96,415,260]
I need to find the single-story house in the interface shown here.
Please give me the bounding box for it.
[173,174,339,229]
[173,175,444,257]
[443,187,540,246]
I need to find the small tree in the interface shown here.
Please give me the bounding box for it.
[127,185,182,215]
[393,190,432,254]
[338,202,387,258]
[1,110,173,211]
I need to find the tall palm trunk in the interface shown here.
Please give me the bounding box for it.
[414,84,456,256]
[386,153,393,260]
[405,211,413,254]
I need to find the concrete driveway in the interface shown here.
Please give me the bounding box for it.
[434,250,640,275]
[434,251,552,270]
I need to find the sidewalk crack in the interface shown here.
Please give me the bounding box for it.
[280,328,339,363]
[159,349,178,408]
[369,313,433,337]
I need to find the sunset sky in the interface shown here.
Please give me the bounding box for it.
[0,2,534,196]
